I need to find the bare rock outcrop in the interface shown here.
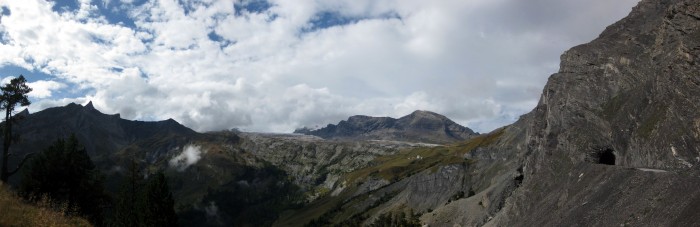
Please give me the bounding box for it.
[486,0,700,225]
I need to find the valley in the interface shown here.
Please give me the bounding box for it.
[0,0,698,226]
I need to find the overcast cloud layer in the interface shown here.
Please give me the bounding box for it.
[0,0,639,133]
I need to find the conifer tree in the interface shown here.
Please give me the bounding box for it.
[0,75,32,182]
[142,171,178,227]
[111,165,179,227]
[20,135,108,225]
[112,159,144,227]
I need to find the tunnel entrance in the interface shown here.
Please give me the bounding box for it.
[598,149,616,165]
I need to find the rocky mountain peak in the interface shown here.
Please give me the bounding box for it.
[85,101,95,110]
[399,110,456,129]
[346,115,373,121]
[406,110,444,119]
[295,111,477,144]
[16,108,29,118]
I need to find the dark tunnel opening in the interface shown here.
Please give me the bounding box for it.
[598,149,616,165]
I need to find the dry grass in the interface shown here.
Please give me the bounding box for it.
[0,183,91,227]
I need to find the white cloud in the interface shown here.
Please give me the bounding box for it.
[0,76,66,99]
[169,144,205,171]
[0,0,640,133]
[27,80,66,98]
[0,76,12,85]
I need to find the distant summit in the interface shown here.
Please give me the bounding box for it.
[295,110,477,144]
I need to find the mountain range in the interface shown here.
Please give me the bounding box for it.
[2,0,699,226]
[4,101,455,226]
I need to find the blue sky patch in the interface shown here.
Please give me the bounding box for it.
[234,0,272,16]
[0,64,53,82]
[46,84,93,102]
[110,67,124,73]
[1,6,10,16]
[50,0,80,14]
[95,1,145,28]
[208,31,233,48]
[177,0,201,16]
[0,31,9,44]
[304,11,402,33]
[0,6,9,44]
[49,0,143,28]
[0,64,89,102]
[307,11,360,32]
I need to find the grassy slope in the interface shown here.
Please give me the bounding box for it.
[346,128,505,184]
[0,183,91,227]
[275,129,506,226]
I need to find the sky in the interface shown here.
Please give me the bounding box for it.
[0,0,640,133]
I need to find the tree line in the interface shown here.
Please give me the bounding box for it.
[0,75,178,226]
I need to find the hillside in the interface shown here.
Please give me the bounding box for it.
[7,103,314,225]
[0,183,91,227]
[1,102,439,226]
[295,110,477,144]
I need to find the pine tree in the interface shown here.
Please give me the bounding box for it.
[141,171,178,227]
[111,159,144,227]
[19,135,108,225]
[110,164,179,227]
[0,75,32,182]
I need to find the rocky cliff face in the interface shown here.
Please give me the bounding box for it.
[237,132,438,201]
[488,0,700,225]
[295,110,477,144]
[523,0,700,171]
